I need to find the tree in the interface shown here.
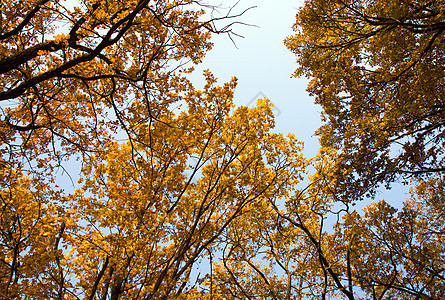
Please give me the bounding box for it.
[331,184,445,299]
[192,154,445,299]
[285,0,445,200]
[0,0,249,168]
[0,68,308,298]
[0,0,310,298]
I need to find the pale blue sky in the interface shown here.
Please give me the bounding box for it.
[188,0,321,157]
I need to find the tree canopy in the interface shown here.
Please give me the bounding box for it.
[286,0,445,200]
[1,0,445,299]
[280,0,445,298]
[1,70,308,298]
[0,0,245,163]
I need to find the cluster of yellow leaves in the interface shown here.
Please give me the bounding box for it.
[0,0,216,166]
[327,179,445,299]
[0,169,68,298]
[286,0,445,201]
[1,67,309,298]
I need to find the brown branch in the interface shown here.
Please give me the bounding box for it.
[88,256,110,300]
[0,40,63,75]
[0,0,51,41]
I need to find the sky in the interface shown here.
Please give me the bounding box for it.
[187,0,321,157]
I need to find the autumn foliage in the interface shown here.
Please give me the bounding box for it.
[1,0,445,299]
[286,0,445,200]
[283,0,445,298]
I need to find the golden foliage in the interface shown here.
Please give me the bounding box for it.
[2,0,445,299]
[286,0,445,200]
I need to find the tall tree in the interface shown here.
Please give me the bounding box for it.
[285,0,445,200]
[0,70,308,298]
[1,0,311,298]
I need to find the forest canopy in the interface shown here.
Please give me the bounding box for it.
[1,0,445,299]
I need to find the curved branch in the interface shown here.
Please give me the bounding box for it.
[0,0,51,41]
